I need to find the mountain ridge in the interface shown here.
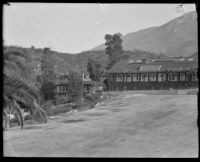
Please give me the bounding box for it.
[91,11,197,57]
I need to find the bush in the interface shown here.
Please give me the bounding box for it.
[40,81,56,101]
[53,104,73,115]
[41,100,54,116]
[54,95,70,105]
[68,71,83,102]
[83,91,102,108]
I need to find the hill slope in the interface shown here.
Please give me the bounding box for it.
[5,46,159,76]
[92,11,197,57]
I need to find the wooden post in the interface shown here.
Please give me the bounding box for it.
[156,72,158,82]
[178,72,180,82]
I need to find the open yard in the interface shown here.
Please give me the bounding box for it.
[3,90,198,157]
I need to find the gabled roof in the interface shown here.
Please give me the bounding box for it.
[109,60,198,73]
[108,61,142,73]
[151,61,198,72]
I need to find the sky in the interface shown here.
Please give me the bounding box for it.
[3,3,196,54]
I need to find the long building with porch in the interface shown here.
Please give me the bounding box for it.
[107,57,198,91]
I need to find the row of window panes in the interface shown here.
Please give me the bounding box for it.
[57,86,68,93]
[114,72,197,82]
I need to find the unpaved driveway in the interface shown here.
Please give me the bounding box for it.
[4,91,198,157]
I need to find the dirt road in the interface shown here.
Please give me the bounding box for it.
[4,91,198,157]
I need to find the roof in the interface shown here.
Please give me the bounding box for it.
[139,65,161,72]
[109,60,198,73]
[108,61,141,73]
[55,75,70,85]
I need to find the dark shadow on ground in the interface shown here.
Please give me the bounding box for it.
[62,118,86,123]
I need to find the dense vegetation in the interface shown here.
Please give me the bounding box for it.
[3,49,47,130]
[104,33,124,70]
[87,58,103,82]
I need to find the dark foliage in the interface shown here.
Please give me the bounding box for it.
[105,33,124,70]
[68,71,83,102]
[87,58,103,82]
[40,81,56,100]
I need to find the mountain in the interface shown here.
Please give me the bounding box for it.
[92,11,197,57]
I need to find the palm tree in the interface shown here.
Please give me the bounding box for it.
[3,48,47,130]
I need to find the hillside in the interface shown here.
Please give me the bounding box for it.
[5,46,161,78]
[92,11,197,57]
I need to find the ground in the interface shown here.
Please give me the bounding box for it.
[3,90,198,157]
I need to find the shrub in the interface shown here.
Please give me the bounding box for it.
[41,100,54,116]
[83,91,102,108]
[54,95,70,105]
[40,81,56,101]
[68,71,83,102]
[53,104,73,115]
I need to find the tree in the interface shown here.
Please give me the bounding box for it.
[3,50,47,130]
[40,48,56,101]
[87,59,95,81]
[40,81,56,100]
[105,33,123,70]
[87,59,103,82]
[68,71,83,103]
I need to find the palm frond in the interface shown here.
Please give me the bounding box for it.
[4,51,30,61]
[4,60,29,79]
[3,67,24,82]
[3,49,47,130]
[13,99,24,129]
[4,74,37,94]
[13,89,35,106]
[32,99,48,123]
[4,60,23,73]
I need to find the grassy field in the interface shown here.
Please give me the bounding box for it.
[3,89,198,157]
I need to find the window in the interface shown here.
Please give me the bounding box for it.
[180,73,185,81]
[57,86,60,93]
[63,86,66,92]
[133,74,139,81]
[149,73,156,81]
[141,74,148,82]
[192,72,198,81]
[61,86,64,92]
[57,86,68,93]
[116,74,123,82]
[126,74,131,82]
[168,73,178,81]
[158,73,166,82]
[59,86,62,93]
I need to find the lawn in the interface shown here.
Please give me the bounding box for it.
[4,89,198,157]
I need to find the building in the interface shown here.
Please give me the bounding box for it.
[56,74,70,95]
[107,57,198,91]
[56,73,102,95]
[82,74,102,93]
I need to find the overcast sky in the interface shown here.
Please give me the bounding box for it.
[4,3,196,54]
